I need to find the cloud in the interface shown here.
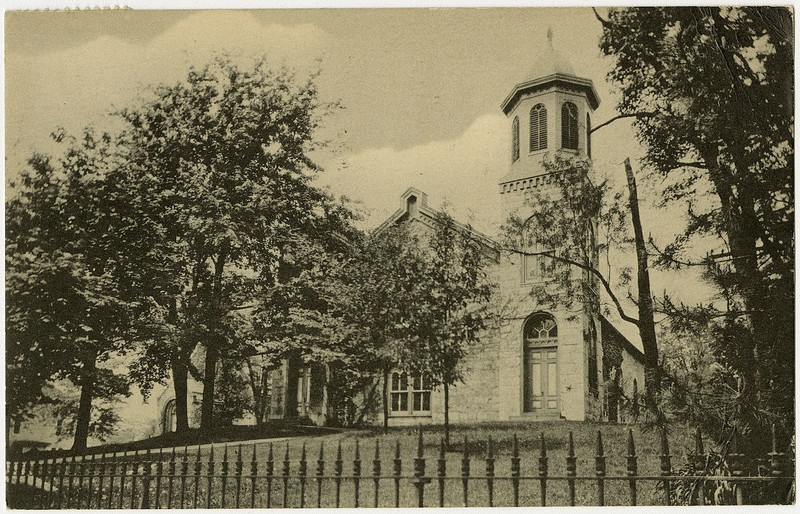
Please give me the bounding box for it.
[318,113,507,236]
[6,11,328,185]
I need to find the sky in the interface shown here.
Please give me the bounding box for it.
[5,7,721,342]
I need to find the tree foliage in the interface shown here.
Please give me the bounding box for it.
[599,6,794,439]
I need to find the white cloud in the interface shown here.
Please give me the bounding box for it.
[318,113,507,236]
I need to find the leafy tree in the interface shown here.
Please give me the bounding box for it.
[598,6,794,439]
[6,129,155,450]
[118,56,354,432]
[404,210,496,447]
[500,153,668,418]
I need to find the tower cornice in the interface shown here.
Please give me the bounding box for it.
[501,74,600,115]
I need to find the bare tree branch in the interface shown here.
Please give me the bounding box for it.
[499,245,641,328]
[590,112,657,134]
[592,7,611,27]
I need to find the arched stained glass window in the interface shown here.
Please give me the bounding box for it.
[529,104,548,152]
[512,116,520,162]
[561,102,579,150]
[524,313,558,342]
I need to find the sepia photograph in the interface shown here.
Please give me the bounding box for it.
[4,5,795,508]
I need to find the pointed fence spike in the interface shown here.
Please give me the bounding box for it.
[417,427,424,458]
[439,437,446,458]
[463,435,469,457]
[336,440,342,460]
[512,433,519,458]
[395,440,401,459]
[660,427,670,456]
[487,436,494,458]
[268,443,274,461]
[209,445,214,459]
[354,439,360,460]
[284,443,290,460]
[237,444,243,462]
[319,442,325,460]
[540,432,547,457]
[627,429,636,455]
[301,442,307,461]
[374,440,380,460]
[596,430,604,455]
[223,444,228,460]
[567,432,575,456]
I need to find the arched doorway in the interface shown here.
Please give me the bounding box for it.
[162,399,176,435]
[523,313,559,414]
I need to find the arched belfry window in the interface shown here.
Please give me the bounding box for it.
[529,104,547,152]
[561,102,579,150]
[586,113,592,158]
[524,313,558,343]
[512,116,520,162]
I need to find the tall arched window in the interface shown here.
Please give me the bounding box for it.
[561,102,579,150]
[529,104,547,152]
[586,113,592,158]
[512,116,520,162]
[523,313,559,413]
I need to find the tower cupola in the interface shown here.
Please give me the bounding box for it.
[499,29,600,190]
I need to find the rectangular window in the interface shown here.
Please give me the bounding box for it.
[389,372,432,416]
[524,249,555,283]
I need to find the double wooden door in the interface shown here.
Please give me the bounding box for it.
[524,346,559,414]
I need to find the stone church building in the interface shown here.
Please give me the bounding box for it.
[153,39,646,435]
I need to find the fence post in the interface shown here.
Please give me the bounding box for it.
[485,436,495,507]
[412,426,428,507]
[106,453,116,510]
[299,443,307,509]
[221,445,229,508]
[77,453,86,508]
[192,446,202,509]
[281,443,290,508]
[206,445,215,509]
[47,451,57,508]
[511,434,520,507]
[139,449,152,509]
[693,428,706,505]
[768,424,786,505]
[334,441,342,508]
[119,451,129,510]
[130,450,140,509]
[461,436,470,508]
[56,455,67,509]
[251,444,259,509]
[235,444,244,509]
[659,427,672,506]
[566,431,576,506]
[393,440,402,508]
[730,430,745,505]
[373,440,382,508]
[265,443,274,508]
[166,447,176,509]
[437,437,447,507]
[353,439,361,508]
[626,429,637,506]
[596,430,606,506]
[538,432,548,507]
[316,443,325,509]
[154,448,163,509]
[65,455,76,508]
[181,447,190,509]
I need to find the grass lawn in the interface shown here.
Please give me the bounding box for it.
[94,420,699,508]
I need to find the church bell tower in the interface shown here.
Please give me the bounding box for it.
[495,30,605,423]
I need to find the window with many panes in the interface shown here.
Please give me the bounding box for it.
[522,221,555,283]
[512,116,520,162]
[390,372,431,416]
[561,102,579,150]
[529,104,548,152]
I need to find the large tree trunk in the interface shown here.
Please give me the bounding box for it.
[199,343,218,431]
[172,359,190,433]
[72,350,98,451]
[624,159,660,396]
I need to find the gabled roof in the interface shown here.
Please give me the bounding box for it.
[374,187,499,259]
[600,315,646,365]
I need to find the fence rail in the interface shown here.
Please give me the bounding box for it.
[6,426,795,508]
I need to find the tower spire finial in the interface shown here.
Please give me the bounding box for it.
[547,26,553,47]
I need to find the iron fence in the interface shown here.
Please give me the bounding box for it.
[6,426,795,508]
